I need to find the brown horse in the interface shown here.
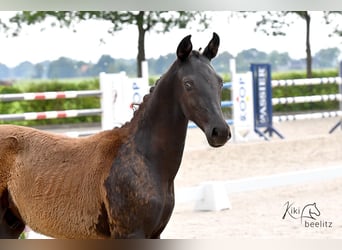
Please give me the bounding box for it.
[0,33,231,239]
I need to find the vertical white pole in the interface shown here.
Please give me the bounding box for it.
[339,61,342,111]
[229,58,236,78]
[100,72,113,130]
[141,60,149,83]
[229,58,237,142]
[100,72,126,130]
[231,59,257,141]
[338,61,342,131]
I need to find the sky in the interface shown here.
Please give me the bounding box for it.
[0,11,342,67]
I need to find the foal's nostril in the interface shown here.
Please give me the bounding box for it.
[211,126,231,140]
[207,126,230,147]
[227,127,232,139]
[212,127,220,137]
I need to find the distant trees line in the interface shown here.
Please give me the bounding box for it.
[0,47,340,80]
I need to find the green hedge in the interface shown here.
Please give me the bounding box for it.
[272,69,338,80]
[0,70,341,126]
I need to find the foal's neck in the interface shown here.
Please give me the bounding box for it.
[132,74,188,183]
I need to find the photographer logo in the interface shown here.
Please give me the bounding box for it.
[282,201,332,228]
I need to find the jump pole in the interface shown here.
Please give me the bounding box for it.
[329,60,342,134]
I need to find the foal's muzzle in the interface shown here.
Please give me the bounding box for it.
[206,123,231,147]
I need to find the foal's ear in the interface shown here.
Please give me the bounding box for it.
[202,32,220,61]
[177,35,192,61]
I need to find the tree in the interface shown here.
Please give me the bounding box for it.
[33,62,48,79]
[268,51,291,71]
[313,47,340,68]
[92,54,116,75]
[0,17,10,33]
[48,57,77,78]
[0,63,10,79]
[236,48,268,72]
[248,11,313,77]
[147,54,176,75]
[13,61,35,79]
[8,11,209,77]
[323,11,342,36]
[211,51,234,74]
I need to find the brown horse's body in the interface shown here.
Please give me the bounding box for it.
[0,121,177,238]
[0,126,128,238]
[0,33,231,238]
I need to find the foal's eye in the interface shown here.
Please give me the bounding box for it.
[184,80,193,91]
[218,79,224,88]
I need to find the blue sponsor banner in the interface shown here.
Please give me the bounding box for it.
[251,64,284,139]
[251,64,272,129]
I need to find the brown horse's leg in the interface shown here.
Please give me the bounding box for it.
[150,228,163,239]
[0,208,25,238]
[0,136,24,238]
[0,190,25,239]
[151,234,161,239]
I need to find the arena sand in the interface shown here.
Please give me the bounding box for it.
[162,117,342,238]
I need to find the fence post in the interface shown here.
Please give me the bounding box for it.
[231,58,258,141]
[141,60,148,83]
[100,62,150,131]
[339,61,342,112]
[100,71,127,130]
[329,60,342,133]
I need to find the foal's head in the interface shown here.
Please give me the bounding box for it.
[175,33,231,147]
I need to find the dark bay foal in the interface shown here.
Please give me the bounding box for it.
[0,32,230,239]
